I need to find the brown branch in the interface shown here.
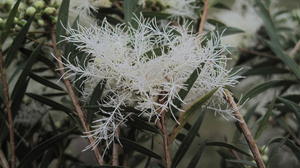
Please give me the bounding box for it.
[0,50,16,168]
[224,89,265,168]
[112,128,120,166]
[0,150,9,168]
[156,91,172,168]
[156,112,171,168]
[198,0,209,34]
[50,26,104,166]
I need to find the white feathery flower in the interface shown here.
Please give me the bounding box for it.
[62,16,240,151]
[163,0,198,19]
[70,0,96,16]
[140,0,198,19]
[15,101,49,125]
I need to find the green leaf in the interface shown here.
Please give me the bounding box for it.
[18,128,75,168]
[56,0,70,44]
[170,88,218,142]
[0,0,22,43]
[226,159,257,167]
[269,137,300,161]
[207,19,227,27]
[119,137,161,160]
[277,97,300,125]
[206,141,252,157]
[38,150,55,168]
[213,3,231,10]
[87,80,106,122]
[243,66,289,76]
[170,67,201,115]
[124,0,139,24]
[254,0,300,79]
[187,142,206,168]
[216,26,244,36]
[127,115,159,134]
[240,80,297,104]
[11,44,42,117]
[5,16,35,67]
[26,93,74,117]
[29,72,64,91]
[171,110,206,168]
[254,98,275,139]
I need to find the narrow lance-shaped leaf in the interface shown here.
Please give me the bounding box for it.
[226,159,257,167]
[26,93,75,120]
[87,80,106,122]
[5,16,35,67]
[278,97,300,132]
[0,0,22,43]
[29,72,65,91]
[124,0,139,24]
[254,0,300,79]
[18,128,75,168]
[171,109,206,168]
[240,80,296,104]
[254,98,275,139]
[187,142,206,168]
[205,141,252,157]
[170,67,201,115]
[269,137,300,161]
[56,0,70,45]
[119,137,162,160]
[11,44,42,117]
[169,88,218,142]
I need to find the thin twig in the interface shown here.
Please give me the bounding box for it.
[198,0,209,33]
[0,150,9,168]
[50,26,104,165]
[0,50,16,168]
[112,128,120,166]
[224,89,266,168]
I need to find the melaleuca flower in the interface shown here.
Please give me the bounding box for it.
[139,0,198,19]
[70,0,96,15]
[15,101,49,125]
[163,0,198,19]
[61,16,240,151]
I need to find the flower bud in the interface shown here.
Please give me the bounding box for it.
[50,16,57,24]
[26,6,36,16]
[44,7,56,15]
[14,17,19,24]
[19,19,27,26]
[19,2,26,11]
[33,0,45,9]
[37,19,45,26]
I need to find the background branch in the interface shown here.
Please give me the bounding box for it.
[0,50,16,168]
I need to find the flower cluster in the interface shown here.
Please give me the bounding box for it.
[15,101,49,125]
[62,17,240,151]
[139,0,198,19]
